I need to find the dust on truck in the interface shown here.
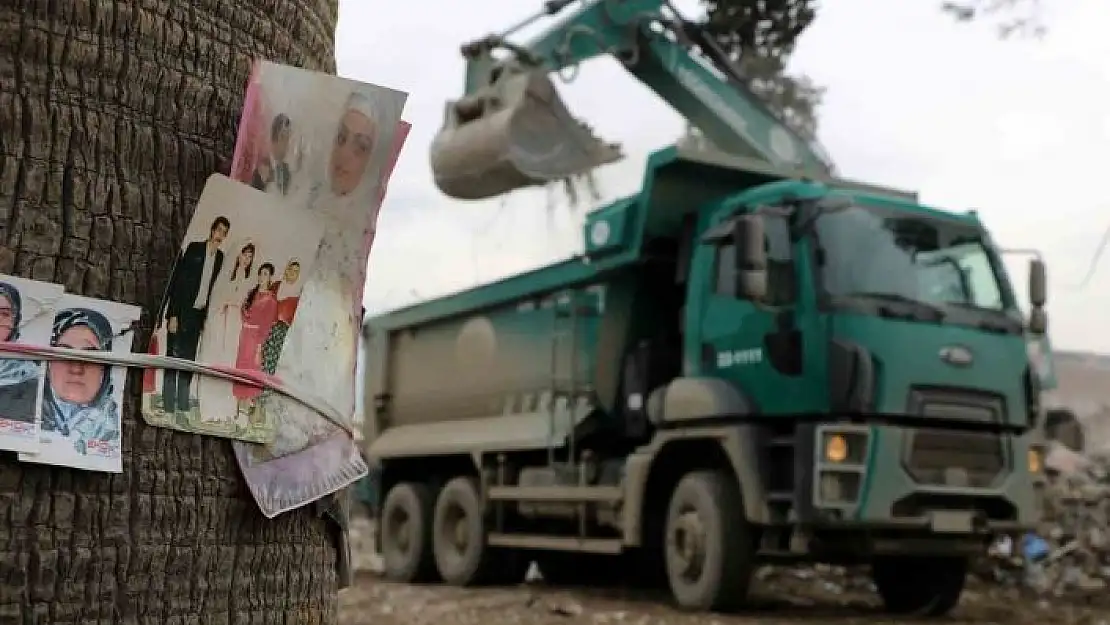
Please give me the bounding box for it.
[364,150,1050,615]
[364,0,1050,615]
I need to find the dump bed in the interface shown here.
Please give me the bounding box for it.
[362,252,649,456]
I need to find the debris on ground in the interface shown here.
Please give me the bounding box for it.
[344,435,1110,623]
[972,442,1110,602]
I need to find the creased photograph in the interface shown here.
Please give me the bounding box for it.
[142,174,324,443]
[0,275,63,454]
[229,59,409,516]
[19,296,141,473]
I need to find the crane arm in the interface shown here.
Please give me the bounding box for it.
[473,0,832,173]
[431,0,833,199]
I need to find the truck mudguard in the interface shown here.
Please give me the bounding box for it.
[621,423,769,546]
[620,376,766,545]
[646,377,758,425]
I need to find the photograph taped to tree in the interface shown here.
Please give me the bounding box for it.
[0,275,63,454]
[229,60,408,516]
[18,295,141,473]
[238,120,410,518]
[142,174,324,443]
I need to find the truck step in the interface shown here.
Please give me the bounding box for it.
[488,485,623,503]
[486,533,623,554]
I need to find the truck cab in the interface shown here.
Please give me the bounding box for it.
[670,178,1045,521]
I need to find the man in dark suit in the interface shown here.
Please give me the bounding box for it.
[251,114,293,195]
[161,216,229,413]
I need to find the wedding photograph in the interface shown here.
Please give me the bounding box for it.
[141,174,324,443]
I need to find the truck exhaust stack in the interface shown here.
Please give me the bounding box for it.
[429,69,623,200]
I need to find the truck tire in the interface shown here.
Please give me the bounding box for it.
[432,476,525,586]
[380,481,437,582]
[871,555,968,617]
[664,470,754,612]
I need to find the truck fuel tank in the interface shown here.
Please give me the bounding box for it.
[429,68,623,200]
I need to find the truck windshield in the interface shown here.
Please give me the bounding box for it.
[813,205,1010,315]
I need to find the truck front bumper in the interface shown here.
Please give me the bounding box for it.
[806,423,1046,535]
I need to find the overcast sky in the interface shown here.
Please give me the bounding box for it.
[336,0,1110,352]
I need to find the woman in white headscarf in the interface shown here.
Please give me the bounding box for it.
[41,308,120,455]
[0,282,43,423]
[255,91,385,459]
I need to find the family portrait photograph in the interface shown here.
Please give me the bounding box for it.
[229,61,408,516]
[19,295,141,473]
[141,174,324,443]
[0,275,63,454]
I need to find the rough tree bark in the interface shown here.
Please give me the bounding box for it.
[0,0,342,622]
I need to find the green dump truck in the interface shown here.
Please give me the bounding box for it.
[362,0,1051,615]
[363,146,1051,615]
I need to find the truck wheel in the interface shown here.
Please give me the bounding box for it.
[872,555,968,617]
[664,470,754,612]
[380,481,437,582]
[432,476,509,585]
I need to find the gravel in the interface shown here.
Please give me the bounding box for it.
[340,509,1110,625]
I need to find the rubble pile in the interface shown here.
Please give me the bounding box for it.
[974,443,1110,601]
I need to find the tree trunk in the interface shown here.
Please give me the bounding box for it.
[0,1,342,622]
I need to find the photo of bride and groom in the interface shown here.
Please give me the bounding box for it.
[141,175,323,442]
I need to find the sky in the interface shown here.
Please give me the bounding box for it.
[335,0,1110,353]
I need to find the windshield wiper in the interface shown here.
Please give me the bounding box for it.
[847,292,947,322]
[941,302,1023,334]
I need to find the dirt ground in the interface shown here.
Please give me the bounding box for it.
[338,518,1110,625]
[338,571,1110,625]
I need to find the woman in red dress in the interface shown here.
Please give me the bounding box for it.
[233,263,278,412]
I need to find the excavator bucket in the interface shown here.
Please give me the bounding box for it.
[430,69,623,200]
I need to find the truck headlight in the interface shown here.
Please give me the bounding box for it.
[825,434,848,462]
[1027,447,1043,474]
[814,427,871,510]
[821,430,867,465]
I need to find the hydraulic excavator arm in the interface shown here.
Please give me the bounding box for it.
[431,0,835,200]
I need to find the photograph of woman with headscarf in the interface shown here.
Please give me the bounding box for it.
[224,62,406,515]
[0,276,63,453]
[21,296,141,473]
[0,282,45,422]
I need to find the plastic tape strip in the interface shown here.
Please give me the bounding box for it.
[0,342,354,436]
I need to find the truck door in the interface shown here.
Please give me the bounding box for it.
[692,213,814,414]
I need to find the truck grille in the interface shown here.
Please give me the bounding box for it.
[904,388,1007,488]
[905,430,1006,488]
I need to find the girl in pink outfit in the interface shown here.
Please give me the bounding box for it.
[233,263,278,410]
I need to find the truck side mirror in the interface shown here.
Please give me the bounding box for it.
[1028,307,1048,335]
[732,215,767,302]
[1029,258,1047,308]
